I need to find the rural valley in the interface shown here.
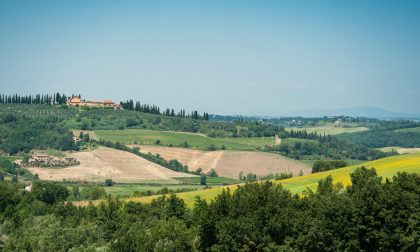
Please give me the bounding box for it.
[1,94,419,251]
[1,1,419,251]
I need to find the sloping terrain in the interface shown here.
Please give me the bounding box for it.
[127,153,420,207]
[28,147,195,183]
[96,129,274,150]
[377,146,420,154]
[130,145,310,179]
[286,125,368,135]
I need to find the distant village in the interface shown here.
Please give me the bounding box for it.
[67,95,121,109]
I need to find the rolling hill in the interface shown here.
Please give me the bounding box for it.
[125,152,420,207]
[95,129,275,150]
[131,145,310,178]
[28,147,196,183]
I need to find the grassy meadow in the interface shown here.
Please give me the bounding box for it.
[394,126,420,133]
[102,177,240,198]
[377,146,420,154]
[175,176,241,185]
[286,125,368,135]
[126,153,420,207]
[95,129,274,150]
[103,184,203,197]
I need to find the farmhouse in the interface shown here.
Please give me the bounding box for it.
[33,155,53,162]
[67,95,121,109]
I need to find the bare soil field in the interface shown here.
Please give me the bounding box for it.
[27,147,195,183]
[130,145,311,179]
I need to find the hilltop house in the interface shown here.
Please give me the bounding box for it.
[67,95,121,109]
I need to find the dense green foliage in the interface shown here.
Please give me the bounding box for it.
[0,104,400,165]
[174,176,240,186]
[121,99,210,120]
[0,93,67,105]
[0,113,75,155]
[266,130,390,161]
[312,160,348,173]
[32,181,69,205]
[74,108,283,137]
[339,130,420,148]
[1,103,284,137]
[95,129,274,150]
[0,158,33,181]
[0,167,418,251]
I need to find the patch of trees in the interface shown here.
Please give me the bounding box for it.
[0,92,67,105]
[32,181,69,204]
[371,120,420,131]
[1,103,284,138]
[120,99,210,120]
[0,167,418,251]
[259,172,293,180]
[312,160,348,173]
[0,113,76,155]
[200,174,207,185]
[72,107,284,137]
[239,172,258,182]
[68,185,108,201]
[338,130,420,148]
[0,159,20,176]
[266,130,391,161]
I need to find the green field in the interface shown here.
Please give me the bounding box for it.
[103,184,204,197]
[281,138,317,144]
[377,146,420,154]
[377,146,401,152]
[35,149,66,158]
[286,126,368,135]
[127,153,420,207]
[394,127,420,133]
[95,129,274,150]
[175,176,241,185]
[101,177,241,197]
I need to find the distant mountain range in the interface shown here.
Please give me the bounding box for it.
[285,107,420,120]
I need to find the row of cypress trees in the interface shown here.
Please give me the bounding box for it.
[121,99,210,120]
[0,93,67,105]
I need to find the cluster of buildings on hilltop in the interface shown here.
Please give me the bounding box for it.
[67,95,121,109]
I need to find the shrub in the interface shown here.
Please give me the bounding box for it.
[105,179,114,187]
[200,174,207,185]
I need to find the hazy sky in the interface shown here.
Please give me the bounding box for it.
[1,0,419,115]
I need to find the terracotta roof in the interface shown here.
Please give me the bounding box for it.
[70,98,81,103]
[103,100,114,104]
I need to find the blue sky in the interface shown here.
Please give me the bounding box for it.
[1,0,419,115]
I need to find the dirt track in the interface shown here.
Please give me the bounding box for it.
[28,147,195,183]
[130,145,311,179]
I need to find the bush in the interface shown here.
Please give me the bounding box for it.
[312,160,348,173]
[200,174,207,185]
[208,169,218,177]
[105,179,114,187]
[32,181,69,204]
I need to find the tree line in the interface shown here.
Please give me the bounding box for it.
[266,129,391,161]
[0,93,68,105]
[0,167,418,251]
[120,99,210,120]
[0,113,76,155]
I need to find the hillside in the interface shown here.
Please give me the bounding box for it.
[28,147,196,183]
[95,129,275,150]
[126,153,420,207]
[131,145,310,178]
[285,125,368,135]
